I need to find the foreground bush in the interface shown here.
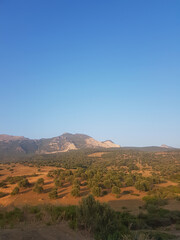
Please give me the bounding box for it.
[77,195,128,239]
[0,208,24,228]
[0,195,179,240]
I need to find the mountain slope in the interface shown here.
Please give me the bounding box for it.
[0,133,120,156]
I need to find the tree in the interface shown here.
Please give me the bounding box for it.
[112,186,121,198]
[73,178,81,186]
[37,178,44,185]
[92,186,102,197]
[124,176,134,187]
[49,188,58,199]
[18,178,30,188]
[71,182,80,197]
[33,183,43,193]
[71,186,80,197]
[135,180,153,192]
[11,186,19,195]
[103,180,112,189]
[54,178,63,187]
[77,195,125,240]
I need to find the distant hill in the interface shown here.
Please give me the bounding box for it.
[0,134,25,142]
[122,145,176,152]
[0,133,178,160]
[160,144,174,149]
[0,133,120,157]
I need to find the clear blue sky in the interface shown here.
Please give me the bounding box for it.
[0,0,180,147]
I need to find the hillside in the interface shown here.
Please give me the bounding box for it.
[0,133,120,158]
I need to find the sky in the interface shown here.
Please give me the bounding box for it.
[0,0,180,147]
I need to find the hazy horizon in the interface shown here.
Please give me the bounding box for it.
[0,1,180,148]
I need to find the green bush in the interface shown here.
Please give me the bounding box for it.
[0,181,7,188]
[135,180,153,192]
[112,186,121,195]
[37,178,44,185]
[33,184,43,194]
[92,186,102,197]
[77,195,128,240]
[11,187,19,195]
[103,180,112,189]
[18,178,30,188]
[49,188,58,199]
[54,178,63,187]
[71,185,80,197]
[0,208,24,228]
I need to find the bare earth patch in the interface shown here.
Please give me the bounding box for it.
[0,222,93,240]
[163,200,180,211]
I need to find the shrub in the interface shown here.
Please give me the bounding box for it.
[92,186,102,197]
[66,175,74,184]
[0,181,7,188]
[71,185,80,197]
[112,186,121,195]
[135,180,153,192]
[103,180,112,189]
[11,187,19,195]
[124,176,134,187]
[33,184,43,194]
[77,195,127,240]
[73,179,80,186]
[6,176,24,184]
[54,178,63,187]
[18,178,30,188]
[49,188,58,199]
[37,178,44,185]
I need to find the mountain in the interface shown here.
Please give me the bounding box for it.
[0,134,25,142]
[0,133,120,157]
[160,144,174,149]
[122,145,177,152]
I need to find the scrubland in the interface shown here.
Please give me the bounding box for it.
[0,149,180,239]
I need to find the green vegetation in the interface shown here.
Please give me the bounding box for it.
[1,148,180,239]
[49,188,58,199]
[71,183,80,197]
[18,178,30,188]
[11,186,20,195]
[0,195,179,240]
[92,186,102,197]
[54,178,63,187]
[36,178,44,185]
[112,186,121,198]
[33,183,43,194]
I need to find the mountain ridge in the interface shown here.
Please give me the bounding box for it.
[0,133,120,156]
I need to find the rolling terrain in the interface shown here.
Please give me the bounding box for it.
[0,137,180,239]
